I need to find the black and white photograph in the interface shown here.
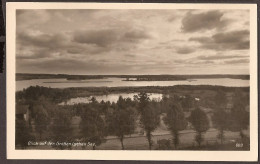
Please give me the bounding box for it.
[6,2,258,161]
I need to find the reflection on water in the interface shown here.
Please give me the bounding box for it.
[16,77,249,91]
[59,93,163,105]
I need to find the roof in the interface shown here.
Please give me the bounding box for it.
[16,105,29,114]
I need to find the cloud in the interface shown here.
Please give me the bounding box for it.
[17,58,95,74]
[66,47,84,54]
[73,29,151,47]
[16,33,61,59]
[195,60,215,64]
[16,29,114,60]
[174,59,215,65]
[176,47,195,54]
[73,29,119,47]
[189,37,211,43]
[125,54,136,58]
[123,30,151,42]
[189,30,249,50]
[197,54,249,60]
[16,9,249,75]
[17,58,143,75]
[224,59,249,64]
[16,10,51,29]
[16,49,52,59]
[167,15,177,22]
[16,30,72,60]
[181,10,230,32]
[17,31,67,49]
[213,30,249,44]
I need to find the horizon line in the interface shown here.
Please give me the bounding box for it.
[16,73,250,76]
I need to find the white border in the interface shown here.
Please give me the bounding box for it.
[6,2,258,161]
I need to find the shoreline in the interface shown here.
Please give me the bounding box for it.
[16,85,250,103]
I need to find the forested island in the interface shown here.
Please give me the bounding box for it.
[16,73,250,81]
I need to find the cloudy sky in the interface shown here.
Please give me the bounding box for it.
[16,9,250,75]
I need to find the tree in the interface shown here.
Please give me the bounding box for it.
[189,108,209,148]
[212,90,228,144]
[80,106,106,150]
[34,105,49,140]
[141,104,160,150]
[181,95,194,111]
[134,92,150,114]
[49,109,73,150]
[212,108,229,145]
[90,96,98,104]
[214,90,227,108]
[106,96,136,149]
[135,92,160,150]
[163,102,187,149]
[229,90,249,144]
[15,119,34,149]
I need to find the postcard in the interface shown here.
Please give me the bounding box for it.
[6,2,258,161]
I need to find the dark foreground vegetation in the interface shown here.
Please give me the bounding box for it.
[15,85,249,150]
[16,73,249,81]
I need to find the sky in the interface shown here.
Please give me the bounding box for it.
[16,9,250,75]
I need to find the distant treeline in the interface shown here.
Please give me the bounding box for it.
[16,73,105,81]
[16,85,249,104]
[16,73,250,81]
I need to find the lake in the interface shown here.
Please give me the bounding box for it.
[59,93,163,105]
[16,77,249,91]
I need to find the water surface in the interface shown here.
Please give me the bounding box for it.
[59,93,163,105]
[16,77,249,91]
